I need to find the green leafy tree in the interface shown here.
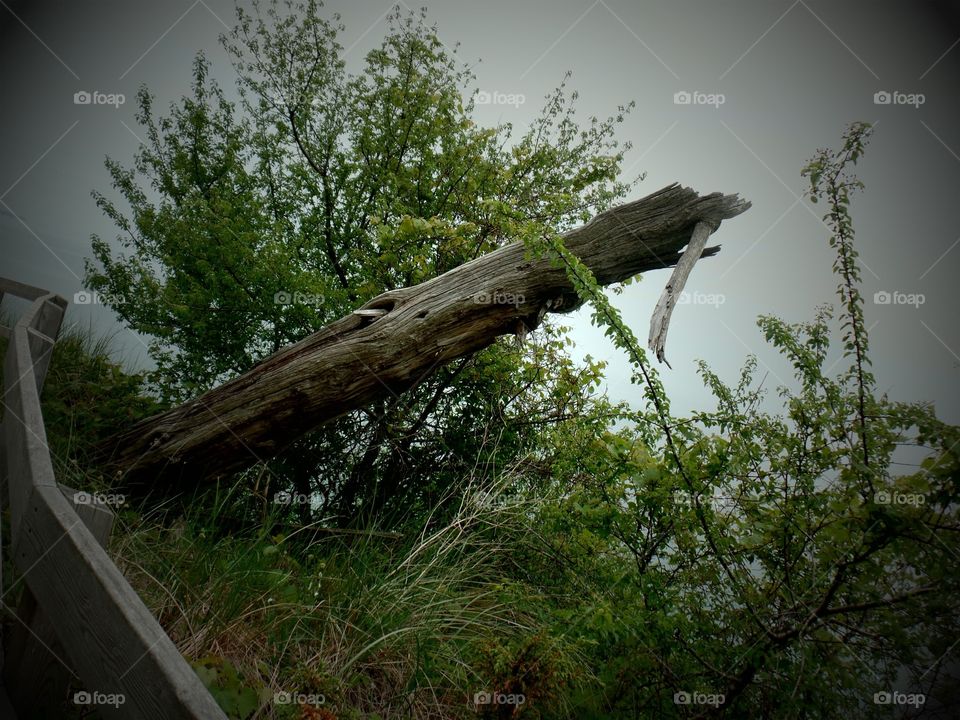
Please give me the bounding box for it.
[515,122,960,717]
[86,1,634,524]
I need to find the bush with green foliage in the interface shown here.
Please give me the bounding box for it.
[86,0,631,527]
[508,122,960,717]
[0,317,162,486]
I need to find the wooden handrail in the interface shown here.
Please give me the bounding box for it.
[0,276,53,303]
[0,277,226,719]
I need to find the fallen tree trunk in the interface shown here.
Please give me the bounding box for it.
[99,183,749,488]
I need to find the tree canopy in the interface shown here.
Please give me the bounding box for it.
[88,1,634,524]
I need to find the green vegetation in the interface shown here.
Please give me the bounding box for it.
[85,0,628,527]
[3,2,955,718]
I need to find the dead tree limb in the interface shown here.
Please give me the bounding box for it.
[648,218,717,367]
[98,183,749,488]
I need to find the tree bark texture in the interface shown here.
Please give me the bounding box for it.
[99,183,750,487]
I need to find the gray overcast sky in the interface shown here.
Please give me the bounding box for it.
[1,0,958,424]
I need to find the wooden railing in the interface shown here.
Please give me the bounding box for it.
[0,277,226,719]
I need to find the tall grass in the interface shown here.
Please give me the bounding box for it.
[0,310,162,493]
[2,309,588,719]
[0,309,158,607]
[112,477,586,719]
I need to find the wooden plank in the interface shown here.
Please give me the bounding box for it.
[0,288,66,714]
[19,296,66,393]
[3,486,116,718]
[2,294,66,524]
[0,276,51,302]
[59,484,116,541]
[26,327,55,394]
[1,293,73,717]
[2,293,225,718]
[2,321,54,544]
[2,307,77,718]
[1,287,70,716]
[32,296,67,336]
[10,484,227,719]
[3,584,78,717]
[14,294,66,340]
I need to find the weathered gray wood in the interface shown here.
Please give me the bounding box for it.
[648,219,717,366]
[2,291,227,719]
[26,327,55,393]
[3,321,55,545]
[3,486,116,718]
[59,483,117,540]
[25,296,66,393]
[3,294,67,535]
[100,183,749,487]
[0,286,71,717]
[10,484,227,719]
[2,295,76,718]
[32,296,67,337]
[3,589,74,718]
[0,276,50,302]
